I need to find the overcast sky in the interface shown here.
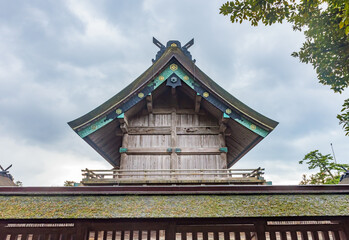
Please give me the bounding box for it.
[0,0,348,186]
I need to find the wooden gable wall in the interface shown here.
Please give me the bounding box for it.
[120,84,227,175]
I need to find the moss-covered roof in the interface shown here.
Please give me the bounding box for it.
[0,194,348,219]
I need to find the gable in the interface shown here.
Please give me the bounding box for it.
[68,42,278,168]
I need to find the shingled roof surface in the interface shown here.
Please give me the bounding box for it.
[0,186,348,219]
[68,46,278,131]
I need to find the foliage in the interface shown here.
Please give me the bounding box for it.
[299,150,349,184]
[15,181,22,187]
[63,180,76,187]
[337,98,349,135]
[220,0,349,134]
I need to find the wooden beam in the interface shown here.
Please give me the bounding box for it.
[176,126,219,135]
[118,114,129,133]
[146,95,153,113]
[219,123,227,133]
[195,95,202,113]
[121,147,225,155]
[153,108,205,115]
[127,127,171,135]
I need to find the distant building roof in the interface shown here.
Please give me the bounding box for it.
[0,176,15,186]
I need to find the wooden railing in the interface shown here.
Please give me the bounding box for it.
[81,168,265,185]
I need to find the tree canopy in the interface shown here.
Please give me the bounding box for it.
[299,150,348,184]
[220,0,349,134]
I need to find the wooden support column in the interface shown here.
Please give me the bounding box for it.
[146,95,153,113]
[120,133,129,170]
[119,114,129,134]
[195,95,202,113]
[219,133,227,169]
[170,88,178,170]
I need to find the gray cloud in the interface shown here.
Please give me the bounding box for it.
[0,0,348,186]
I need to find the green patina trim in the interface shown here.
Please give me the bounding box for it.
[175,148,181,153]
[119,148,128,153]
[167,148,172,152]
[117,113,125,119]
[219,147,228,153]
[77,67,173,138]
[176,67,269,138]
[0,194,348,219]
[78,117,112,138]
[236,117,269,137]
[78,64,269,138]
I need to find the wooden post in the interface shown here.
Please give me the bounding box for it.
[219,133,227,169]
[195,95,202,113]
[254,220,266,240]
[120,133,129,170]
[170,88,178,171]
[146,95,153,113]
[166,222,176,240]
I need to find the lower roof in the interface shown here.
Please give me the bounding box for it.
[0,185,348,219]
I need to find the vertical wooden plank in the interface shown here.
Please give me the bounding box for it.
[130,230,134,240]
[235,232,241,240]
[193,232,197,240]
[33,234,41,240]
[121,231,125,240]
[112,231,116,240]
[203,232,208,240]
[301,232,309,240]
[333,231,340,240]
[322,231,330,240]
[281,232,287,240]
[182,232,187,240]
[245,232,251,240]
[170,111,178,170]
[214,232,219,240]
[156,230,160,240]
[290,232,297,240]
[94,231,99,240]
[103,231,108,240]
[224,232,230,240]
[147,231,151,240]
[139,231,142,240]
[312,231,319,240]
[269,232,276,240]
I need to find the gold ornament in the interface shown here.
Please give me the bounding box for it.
[138,92,144,98]
[115,108,122,114]
[250,124,256,130]
[203,92,209,98]
[183,76,189,81]
[159,76,165,81]
[225,108,232,114]
[170,64,178,71]
[171,43,177,47]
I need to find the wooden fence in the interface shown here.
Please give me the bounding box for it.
[81,168,265,185]
[1,217,348,240]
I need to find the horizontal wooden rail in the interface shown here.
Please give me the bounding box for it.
[81,168,265,182]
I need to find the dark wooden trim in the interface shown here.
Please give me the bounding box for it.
[1,185,349,195]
